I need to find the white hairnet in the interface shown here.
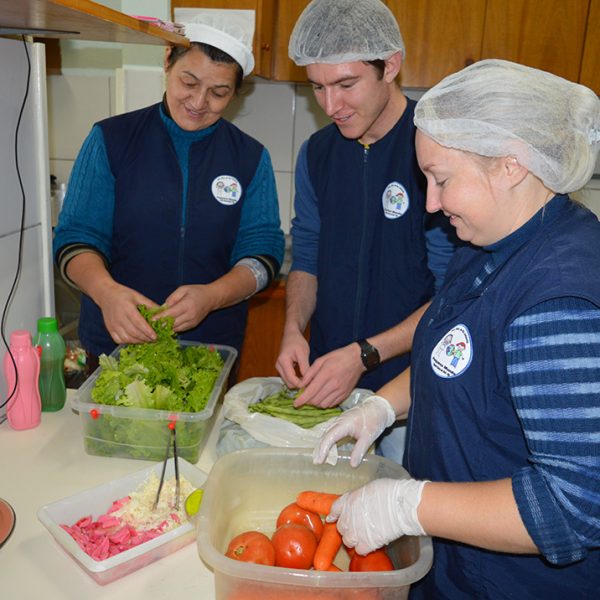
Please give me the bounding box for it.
[414,59,600,194]
[288,0,405,66]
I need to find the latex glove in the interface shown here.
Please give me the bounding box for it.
[313,395,396,467]
[326,478,428,555]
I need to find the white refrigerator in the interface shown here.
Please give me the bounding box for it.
[0,37,54,419]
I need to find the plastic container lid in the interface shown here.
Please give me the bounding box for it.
[37,317,59,333]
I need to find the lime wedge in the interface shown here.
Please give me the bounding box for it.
[185,488,204,518]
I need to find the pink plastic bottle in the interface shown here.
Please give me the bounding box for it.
[4,330,42,430]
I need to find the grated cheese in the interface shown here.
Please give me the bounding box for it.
[112,472,195,532]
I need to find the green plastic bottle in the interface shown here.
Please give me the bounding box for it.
[35,317,66,412]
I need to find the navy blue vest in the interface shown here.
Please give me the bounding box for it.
[79,104,263,355]
[406,199,600,598]
[306,99,434,390]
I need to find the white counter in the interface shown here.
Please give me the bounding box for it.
[0,391,221,599]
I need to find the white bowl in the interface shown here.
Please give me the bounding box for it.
[37,458,207,585]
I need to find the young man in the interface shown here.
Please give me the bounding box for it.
[276,0,456,460]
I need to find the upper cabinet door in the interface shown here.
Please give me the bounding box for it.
[481,0,589,81]
[388,0,486,88]
[272,0,310,82]
[580,0,600,94]
[171,0,275,78]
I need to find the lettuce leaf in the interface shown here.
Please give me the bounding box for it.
[90,305,224,413]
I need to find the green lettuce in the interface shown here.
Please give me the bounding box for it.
[90,305,224,413]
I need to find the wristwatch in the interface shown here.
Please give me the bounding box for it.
[357,339,380,372]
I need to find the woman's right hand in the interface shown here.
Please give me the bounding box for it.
[313,395,397,467]
[97,282,159,345]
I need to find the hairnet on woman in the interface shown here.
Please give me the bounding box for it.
[313,59,600,598]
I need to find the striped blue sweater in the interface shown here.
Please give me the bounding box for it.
[473,220,600,564]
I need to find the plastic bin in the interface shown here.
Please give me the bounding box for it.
[71,342,237,462]
[197,448,433,600]
[37,458,207,585]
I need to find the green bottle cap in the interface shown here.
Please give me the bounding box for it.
[37,317,59,333]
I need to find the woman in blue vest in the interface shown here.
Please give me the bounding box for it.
[313,59,600,598]
[54,12,284,366]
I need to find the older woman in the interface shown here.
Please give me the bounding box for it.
[314,59,600,597]
[54,13,284,365]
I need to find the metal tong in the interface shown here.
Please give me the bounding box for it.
[153,420,180,511]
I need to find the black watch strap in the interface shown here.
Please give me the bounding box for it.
[357,339,380,372]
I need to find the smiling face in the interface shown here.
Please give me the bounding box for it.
[416,131,510,247]
[164,46,238,131]
[306,58,403,144]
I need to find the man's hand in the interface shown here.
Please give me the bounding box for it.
[276,328,311,390]
[293,343,364,408]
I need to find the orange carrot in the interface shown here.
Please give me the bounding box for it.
[313,522,343,571]
[326,563,342,572]
[296,491,340,517]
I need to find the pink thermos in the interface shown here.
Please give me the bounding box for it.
[4,330,41,430]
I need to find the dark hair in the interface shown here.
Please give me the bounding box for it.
[167,42,244,92]
[366,59,386,80]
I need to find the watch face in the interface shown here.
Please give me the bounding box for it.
[360,341,380,371]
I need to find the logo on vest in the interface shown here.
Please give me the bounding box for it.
[382,181,409,219]
[211,175,242,205]
[431,324,473,378]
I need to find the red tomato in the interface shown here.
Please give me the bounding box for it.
[349,549,394,572]
[225,530,276,566]
[271,523,318,569]
[276,502,324,542]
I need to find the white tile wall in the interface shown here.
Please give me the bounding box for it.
[45,73,331,233]
[573,177,600,217]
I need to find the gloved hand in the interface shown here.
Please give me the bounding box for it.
[312,395,396,467]
[326,478,428,555]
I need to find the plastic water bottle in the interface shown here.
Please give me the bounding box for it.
[4,330,42,430]
[35,317,67,412]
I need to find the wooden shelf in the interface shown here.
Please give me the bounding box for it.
[0,0,189,46]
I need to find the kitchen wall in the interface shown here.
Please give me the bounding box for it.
[47,0,600,230]
[46,72,309,233]
[47,71,431,233]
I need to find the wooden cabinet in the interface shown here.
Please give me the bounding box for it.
[267,0,596,91]
[237,280,286,380]
[271,0,309,82]
[389,0,486,88]
[580,0,600,94]
[237,279,309,381]
[481,0,589,82]
[171,0,276,78]
[0,0,188,46]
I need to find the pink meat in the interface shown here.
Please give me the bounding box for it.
[60,498,173,561]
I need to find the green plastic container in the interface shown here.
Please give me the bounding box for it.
[35,317,66,412]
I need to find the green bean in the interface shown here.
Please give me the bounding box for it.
[248,389,342,428]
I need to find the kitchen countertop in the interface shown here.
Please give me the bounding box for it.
[0,390,221,599]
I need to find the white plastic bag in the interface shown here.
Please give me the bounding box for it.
[220,377,373,455]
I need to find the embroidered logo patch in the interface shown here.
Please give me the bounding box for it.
[382,181,409,219]
[211,175,242,205]
[431,324,473,378]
